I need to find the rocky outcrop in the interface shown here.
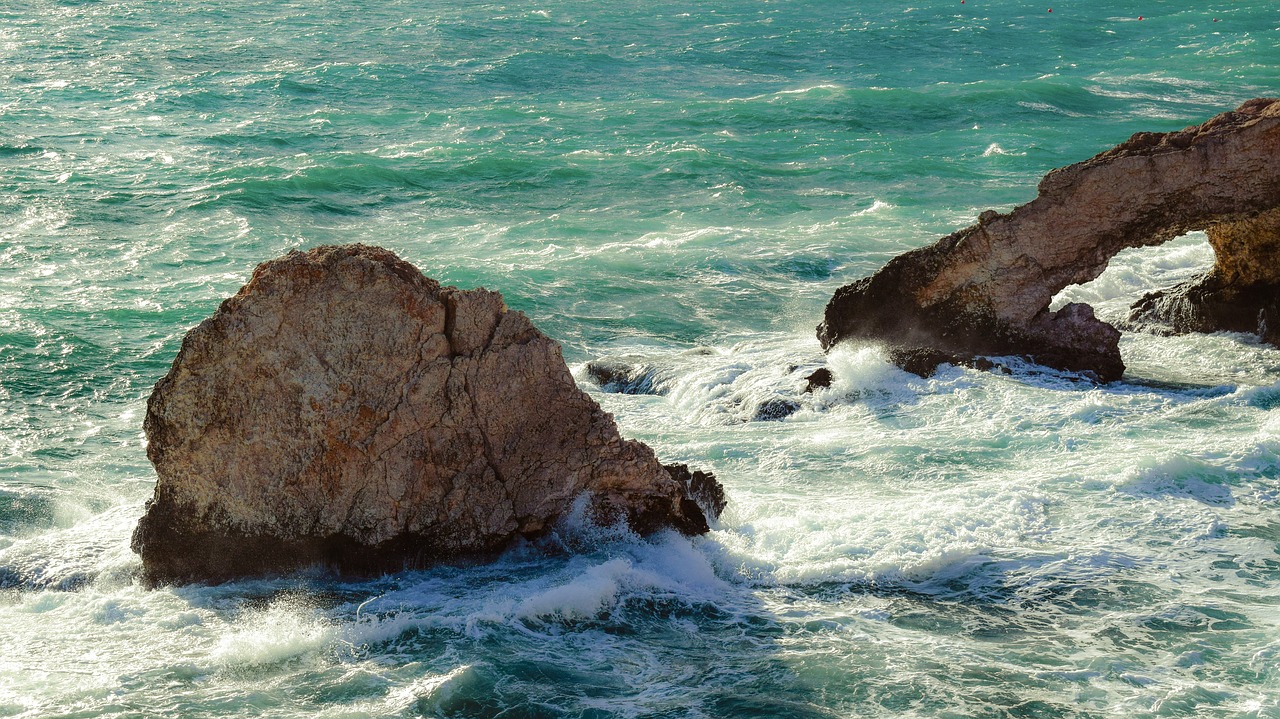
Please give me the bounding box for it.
[818,98,1280,382]
[133,245,722,584]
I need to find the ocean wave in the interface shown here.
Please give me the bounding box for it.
[0,504,139,591]
[6,0,1280,715]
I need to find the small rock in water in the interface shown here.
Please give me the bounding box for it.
[662,463,728,522]
[803,368,833,393]
[753,398,802,421]
[132,244,723,584]
[585,359,664,395]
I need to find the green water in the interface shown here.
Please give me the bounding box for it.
[2,1,1279,716]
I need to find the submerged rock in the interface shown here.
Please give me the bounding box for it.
[584,359,665,395]
[818,98,1280,381]
[752,397,801,421]
[133,245,722,584]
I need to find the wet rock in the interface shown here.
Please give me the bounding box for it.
[802,368,833,393]
[818,98,1280,382]
[752,398,801,421]
[585,359,664,395]
[880,348,1007,378]
[133,245,723,584]
[663,463,727,523]
[886,347,958,378]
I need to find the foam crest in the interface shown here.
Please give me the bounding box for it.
[1113,453,1237,507]
[981,143,1025,157]
[814,343,927,407]
[0,504,140,591]
[514,558,629,622]
[344,533,732,641]
[378,666,473,715]
[212,599,339,669]
[582,334,825,425]
[851,199,893,216]
[1121,331,1280,387]
[583,334,952,429]
[710,483,1050,588]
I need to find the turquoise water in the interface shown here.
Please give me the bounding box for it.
[3,1,1280,716]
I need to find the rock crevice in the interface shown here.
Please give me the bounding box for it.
[818,98,1280,381]
[134,245,722,584]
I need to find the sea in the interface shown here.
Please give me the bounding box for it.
[2,1,1279,716]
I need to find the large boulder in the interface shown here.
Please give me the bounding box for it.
[133,245,722,584]
[818,98,1280,382]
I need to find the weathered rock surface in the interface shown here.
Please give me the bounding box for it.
[133,245,722,584]
[818,98,1280,382]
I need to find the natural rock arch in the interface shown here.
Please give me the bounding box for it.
[818,98,1280,382]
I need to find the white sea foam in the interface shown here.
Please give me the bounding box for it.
[212,600,338,669]
[0,504,141,590]
[981,143,1025,157]
[852,199,893,216]
[513,558,631,622]
[379,666,473,715]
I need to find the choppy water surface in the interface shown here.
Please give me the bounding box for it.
[3,1,1279,716]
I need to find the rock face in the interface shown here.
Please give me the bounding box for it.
[818,98,1280,382]
[133,245,722,584]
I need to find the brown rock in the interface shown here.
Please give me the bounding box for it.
[818,98,1280,381]
[133,245,722,584]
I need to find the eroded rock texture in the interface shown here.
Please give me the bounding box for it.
[818,98,1280,382]
[134,245,721,584]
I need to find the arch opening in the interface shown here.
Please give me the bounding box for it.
[1050,232,1214,326]
[1125,207,1280,346]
